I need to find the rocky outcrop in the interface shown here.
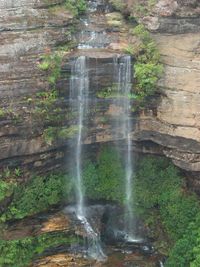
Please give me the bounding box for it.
[131,1,200,181]
[125,0,200,33]
[134,32,200,190]
[0,0,131,175]
[0,0,76,173]
[1,0,200,191]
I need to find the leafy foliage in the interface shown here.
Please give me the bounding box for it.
[82,146,125,202]
[38,52,63,86]
[0,108,6,118]
[108,0,126,11]
[64,0,86,16]
[0,181,14,202]
[0,232,78,267]
[0,168,21,202]
[126,24,163,101]
[43,125,79,145]
[134,63,163,97]
[135,156,200,267]
[1,173,73,221]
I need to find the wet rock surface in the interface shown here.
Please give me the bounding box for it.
[0,206,163,267]
[31,250,162,267]
[0,0,200,191]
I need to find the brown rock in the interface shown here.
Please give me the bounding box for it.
[154,0,178,16]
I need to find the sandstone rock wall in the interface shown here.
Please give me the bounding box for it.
[1,0,200,191]
[129,0,200,189]
[0,0,75,173]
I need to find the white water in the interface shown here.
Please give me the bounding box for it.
[70,56,106,260]
[70,56,88,218]
[70,0,139,258]
[115,56,140,241]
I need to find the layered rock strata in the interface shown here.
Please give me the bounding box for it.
[1,0,200,190]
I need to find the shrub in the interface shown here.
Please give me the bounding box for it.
[0,181,15,202]
[135,156,200,266]
[43,125,79,145]
[109,0,126,11]
[83,146,125,202]
[0,232,78,267]
[38,52,63,86]
[65,0,86,16]
[134,63,163,96]
[125,24,163,100]
[1,173,73,221]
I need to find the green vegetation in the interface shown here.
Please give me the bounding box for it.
[64,0,86,16]
[129,24,163,99]
[32,90,72,124]
[108,0,126,11]
[83,146,124,202]
[97,25,163,105]
[0,168,22,203]
[0,108,6,118]
[0,107,21,123]
[49,0,86,17]
[109,0,157,16]
[38,51,63,86]
[32,90,59,122]
[43,125,79,145]
[49,0,87,17]
[97,85,138,100]
[0,232,78,267]
[1,146,200,267]
[0,146,124,222]
[97,85,119,98]
[133,0,157,17]
[30,89,78,145]
[0,181,15,202]
[1,173,73,221]
[134,156,200,267]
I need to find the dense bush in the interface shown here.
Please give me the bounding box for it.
[124,24,163,100]
[0,146,125,222]
[1,173,73,221]
[0,232,78,267]
[2,150,200,267]
[0,181,14,202]
[84,146,124,202]
[133,25,163,97]
[65,0,86,16]
[83,146,124,202]
[135,156,200,267]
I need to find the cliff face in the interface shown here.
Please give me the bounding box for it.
[136,33,200,171]
[0,0,75,173]
[0,0,128,175]
[126,0,200,190]
[1,0,200,190]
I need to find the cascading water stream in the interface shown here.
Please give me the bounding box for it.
[70,56,106,260]
[121,57,135,240]
[115,56,140,241]
[70,56,88,219]
[69,0,139,260]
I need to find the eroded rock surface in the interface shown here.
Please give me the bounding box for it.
[0,0,200,190]
[0,0,76,174]
[135,32,200,177]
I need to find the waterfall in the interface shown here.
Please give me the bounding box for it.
[121,56,135,240]
[159,261,165,267]
[68,0,139,259]
[70,56,88,218]
[70,56,106,260]
[115,56,139,241]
